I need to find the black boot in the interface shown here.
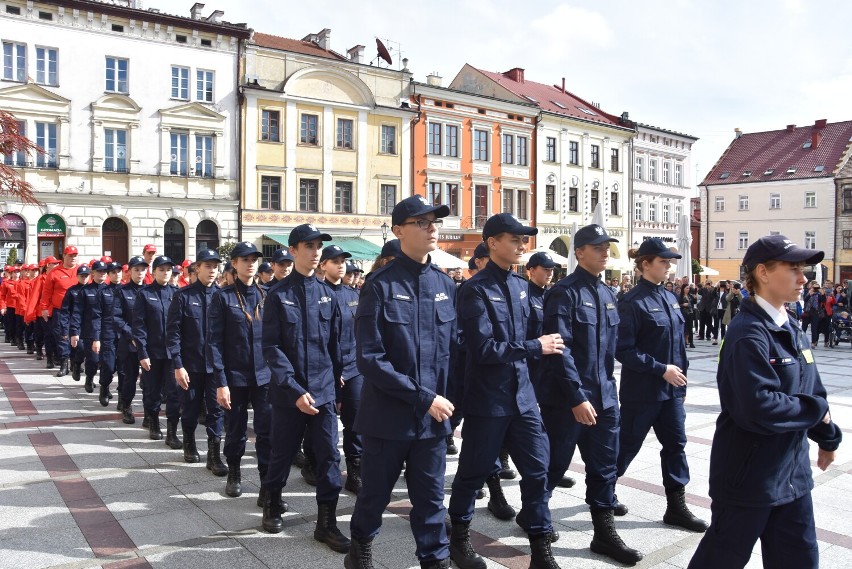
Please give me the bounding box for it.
[165,420,182,449]
[301,454,317,486]
[26,342,34,354]
[344,537,375,569]
[293,450,307,469]
[499,448,517,479]
[529,532,560,569]
[420,558,450,569]
[56,358,69,377]
[256,486,290,510]
[98,384,110,407]
[116,396,125,412]
[556,475,576,488]
[35,347,43,360]
[486,474,516,520]
[142,414,150,429]
[84,374,94,394]
[206,437,228,476]
[590,509,643,565]
[147,413,162,440]
[71,361,81,382]
[46,354,54,368]
[122,404,135,424]
[613,493,628,516]
[261,487,284,533]
[225,462,242,497]
[449,521,486,569]
[345,457,362,495]
[16,337,24,350]
[314,500,351,553]
[663,487,708,532]
[446,433,458,455]
[182,429,200,463]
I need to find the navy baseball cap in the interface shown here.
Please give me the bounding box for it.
[77,265,91,275]
[196,249,221,263]
[482,213,538,240]
[91,260,108,272]
[288,224,332,247]
[257,262,273,274]
[271,248,294,264]
[742,235,824,271]
[526,251,558,269]
[574,224,619,249]
[222,261,233,273]
[381,239,401,258]
[106,262,122,272]
[321,244,352,263]
[127,255,148,268]
[391,195,450,227]
[230,241,261,259]
[171,266,181,274]
[152,256,175,269]
[636,238,681,259]
[473,242,489,260]
[345,262,363,274]
[468,257,477,270]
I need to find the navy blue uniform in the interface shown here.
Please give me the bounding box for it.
[60,282,85,370]
[261,271,343,503]
[167,280,223,439]
[114,281,143,407]
[207,280,271,474]
[688,300,842,569]
[132,282,178,421]
[328,280,363,459]
[349,253,456,563]
[541,267,620,509]
[616,278,690,490]
[448,260,552,537]
[96,283,118,388]
[526,281,546,394]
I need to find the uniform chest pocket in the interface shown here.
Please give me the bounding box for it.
[491,301,509,322]
[649,310,669,327]
[281,304,300,324]
[575,306,597,325]
[318,302,333,322]
[605,307,619,327]
[384,299,412,324]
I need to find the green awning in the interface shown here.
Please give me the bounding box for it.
[262,235,382,262]
[263,234,289,246]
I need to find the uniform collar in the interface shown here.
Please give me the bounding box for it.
[753,294,790,328]
[234,278,255,295]
[325,280,343,291]
[396,252,431,275]
[287,270,316,285]
[485,259,511,281]
[574,265,602,286]
[529,281,546,296]
[638,277,664,293]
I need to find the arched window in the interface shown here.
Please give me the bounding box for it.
[196,219,219,252]
[164,219,185,262]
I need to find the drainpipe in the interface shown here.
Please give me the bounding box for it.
[236,37,244,242]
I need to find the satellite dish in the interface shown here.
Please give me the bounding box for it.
[376,38,393,66]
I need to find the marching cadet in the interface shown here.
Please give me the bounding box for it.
[207,242,272,503]
[59,265,89,383]
[114,256,149,424]
[257,262,274,285]
[319,244,363,494]
[343,263,362,289]
[260,225,349,554]
[41,257,61,367]
[270,248,294,282]
[41,246,79,377]
[18,264,35,353]
[94,263,122,406]
[167,249,226,474]
[141,244,157,285]
[688,235,842,569]
[133,256,179,444]
[70,260,109,395]
[346,196,456,569]
[541,224,642,565]
[2,265,21,348]
[448,213,562,569]
[615,238,707,532]
[24,260,48,361]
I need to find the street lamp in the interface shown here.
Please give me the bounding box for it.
[381,222,389,244]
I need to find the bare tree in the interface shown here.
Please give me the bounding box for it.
[0,110,40,206]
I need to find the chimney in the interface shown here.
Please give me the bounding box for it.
[734,127,742,139]
[814,118,827,129]
[426,72,442,87]
[503,67,524,83]
[786,124,796,132]
[347,45,365,64]
[190,2,205,20]
[812,130,823,148]
[317,28,331,50]
[207,9,224,23]
[561,77,566,94]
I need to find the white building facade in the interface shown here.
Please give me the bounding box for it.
[0,0,249,264]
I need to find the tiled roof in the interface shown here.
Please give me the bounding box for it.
[701,120,852,186]
[474,68,625,128]
[252,32,346,60]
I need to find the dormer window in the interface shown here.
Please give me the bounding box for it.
[720,172,730,179]
[763,169,774,176]
[742,171,752,177]
[786,167,797,174]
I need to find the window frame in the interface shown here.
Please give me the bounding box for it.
[428,122,442,155]
[379,183,396,215]
[35,46,58,86]
[261,109,280,142]
[610,191,619,215]
[674,163,683,186]
[380,124,397,155]
[2,41,26,82]
[169,131,189,176]
[569,141,579,165]
[804,191,817,208]
[35,121,57,168]
[715,232,725,249]
[516,189,528,220]
[590,144,600,169]
[545,137,557,163]
[569,187,578,212]
[299,178,319,212]
[804,231,816,249]
[105,56,129,94]
[648,202,658,222]
[194,134,214,178]
[843,187,852,213]
[103,127,127,173]
[634,200,643,221]
[635,156,644,180]
[610,148,619,172]
[843,230,852,250]
[738,231,749,250]
[171,65,189,100]
[663,161,670,184]
[336,117,354,150]
[445,124,459,158]
[473,129,489,161]
[196,69,214,102]
[334,180,353,213]
[299,113,319,146]
[502,188,514,215]
[715,196,725,212]
[738,195,749,211]
[501,133,514,164]
[649,159,658,182]
[260,175,281,210]
[544,184,556,211]
[770,193,781,209]
[516,135,528,166]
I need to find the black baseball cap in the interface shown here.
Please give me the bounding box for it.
[271,248,294,264]
[90,260,109,272]
[223,261,233,273]
[574,224,619,249]
[345,262,363,274]
[742,235,824,271]
[230,241,261,259]
[636,238,681,259]
[473,242,489,260]
[77,265,91,275]
[127,255,148,268]
[152,256,175,269]
[468,257,477,270]
[106,262,122,272]
[381,239,401,258]
[196,249,221,263]
[257,262,273,274]
[171,266,181,274]
[391,195,450,227]
[526,252,558,269]
[482,213,537,240]
[288,224,332,247]
[321,244,352,263]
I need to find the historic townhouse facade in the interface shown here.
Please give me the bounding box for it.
[0,0,249,264]
[834,158,852,284]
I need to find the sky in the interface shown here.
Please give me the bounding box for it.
[162,0,852,194]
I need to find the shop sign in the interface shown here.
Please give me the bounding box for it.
[37,214,66,237]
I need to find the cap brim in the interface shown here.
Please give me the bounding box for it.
[777,247,825,266]
[576,236,619,249]
[528,261,558,269]
[506,226,538,237]
[323,251,352,262]
[658,250,682,259]
[294,231,333,244]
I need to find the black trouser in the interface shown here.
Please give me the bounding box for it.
[118,350,141,406]
[698,310,712,338]
[180,372,224,439]
[34,318,45,350]
[98,344,116,387]
[682,313,695,345]
[141,357,179,421]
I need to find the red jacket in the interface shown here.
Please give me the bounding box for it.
[40,265,78,315]
[24,274,45,323]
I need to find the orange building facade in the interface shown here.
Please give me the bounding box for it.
[411,80,538,258]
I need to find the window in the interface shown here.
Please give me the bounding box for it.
[501,134,514,164]
[634,200,643,221]
[663,162,670,184]
[446,183,459,216]
[111,24,124,33]
[545,137,556,162]
[5,6,21,15]
[516,136,528,166]
[2,41,26,82]
[676,205,683,220]
[674,163,683,186]
[35,122,57,168]
[738,231,749,250]
[770,194,781,209]
[663,203,671,223]
[502,188,514,215]
[843,230,852,250]
[176,34,188,44]
[196,69,214,102]
[844,188,852,212]
[569,141,579,165]
[805,191,816,208]
[545,185,556,210]
[299,179,319,212]
[428,122,441,155]
[517,189,528,219]
[35,47,57,86]
[171,66,189,99]
[300,114,318,145]
[38,10,52,20]
[738,195,749,210]
[649,202,658,222]
[474,185,488,228]
[169,132,188,175]
[379,184,396,215]
[715,196,725,212]
[591,189,599,210]
[104,128,127,172]
[261,110,280,142]
[105,57,128,93]
[380,124,396,154]
[804,231,816,249]
[474,129,489,161]
[611,148,619,171]
[610,191,619,215]
[590,145,600,169]
[569,187,578,212]
[635,157,644,180]
[445,124,459,158]
[2,120,26,166]
[336,118,353,149]
[260,176,281,210]
[334,181,353,213]
[715,232,725,249]
[649,159,657,182]
[195,134,213,177]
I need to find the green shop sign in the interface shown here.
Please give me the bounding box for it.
[37,214,66,237]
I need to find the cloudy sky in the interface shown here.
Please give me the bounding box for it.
[164,0,852,193]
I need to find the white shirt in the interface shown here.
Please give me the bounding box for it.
[754,294,790,328]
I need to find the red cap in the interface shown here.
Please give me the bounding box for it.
[88,259,96,267]
[11,266,20,272]
[122,264,129,271]
[181,259,192,268]
[100,256,113,263]
[143,244,157,253]
[26,263,36,270]
[38,259,47,267]
[45,256,59,264]
[64,245,78,255]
